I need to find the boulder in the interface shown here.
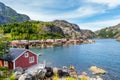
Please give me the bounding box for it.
[89,66,106,74]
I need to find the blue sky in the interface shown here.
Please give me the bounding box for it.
[1,0,120,31]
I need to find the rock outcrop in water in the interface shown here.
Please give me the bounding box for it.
[117,36,120,41]
[90,66,106,74]
[0,2,30,24]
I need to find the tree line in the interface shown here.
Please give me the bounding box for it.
[0,21,64,40]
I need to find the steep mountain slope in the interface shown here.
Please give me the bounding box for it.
[0,21,64,40]
[53,20,96,39]
[0,2,96,39]
[95,23,120,38]
[0,2,30,24]
[0,20,96,39]
[81,29,96,38]
[53,20,82,39]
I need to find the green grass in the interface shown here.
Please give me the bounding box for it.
[0,67,14,80]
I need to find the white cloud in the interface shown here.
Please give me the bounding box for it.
[87,0,120,8]
[0,0,107,22]
[1,0,120,31]
[19,6,104,21]
[1,0,80,12]
[79,18,120,31]
[0,0,105,20]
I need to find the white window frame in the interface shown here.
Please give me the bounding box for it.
[24,52,29,58]
[4,61,8,67]
[29,56,34,63]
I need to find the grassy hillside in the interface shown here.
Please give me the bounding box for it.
[0,21,64,40]
[95,24,120,38]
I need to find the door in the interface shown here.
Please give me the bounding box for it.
[4,61,8,67]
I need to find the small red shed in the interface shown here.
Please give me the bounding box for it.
[0,59,13,69]
[0,48,38,69]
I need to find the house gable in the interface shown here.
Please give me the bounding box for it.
[12,50,27,62]
[12,49,38,62]
[10,48,27,61]
[14,50,38,69]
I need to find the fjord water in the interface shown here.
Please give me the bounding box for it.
[31,39,120,80]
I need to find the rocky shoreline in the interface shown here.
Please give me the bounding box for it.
[8,65,104,80]
[11,39,95,49]
[117,37,120,41]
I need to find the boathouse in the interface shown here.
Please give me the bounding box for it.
[0,48,38,69]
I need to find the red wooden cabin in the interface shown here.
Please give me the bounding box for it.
[0,48,38,69]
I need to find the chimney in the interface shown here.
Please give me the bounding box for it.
[25,44,29,49]
[25,40,29,49]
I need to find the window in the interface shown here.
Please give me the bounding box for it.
[24,52,29,58]
[29,57,34,63]
[4,61,8,67]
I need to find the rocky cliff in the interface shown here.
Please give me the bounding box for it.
[81,29,96,38]
[0,2,30,24]
[53,20,82,39]
[53,20,96,39]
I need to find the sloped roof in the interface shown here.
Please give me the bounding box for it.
[10,48,27,61]
[0,54,11,61]
[0,48,37,62]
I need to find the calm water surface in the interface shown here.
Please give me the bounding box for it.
[31,39,120,80]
